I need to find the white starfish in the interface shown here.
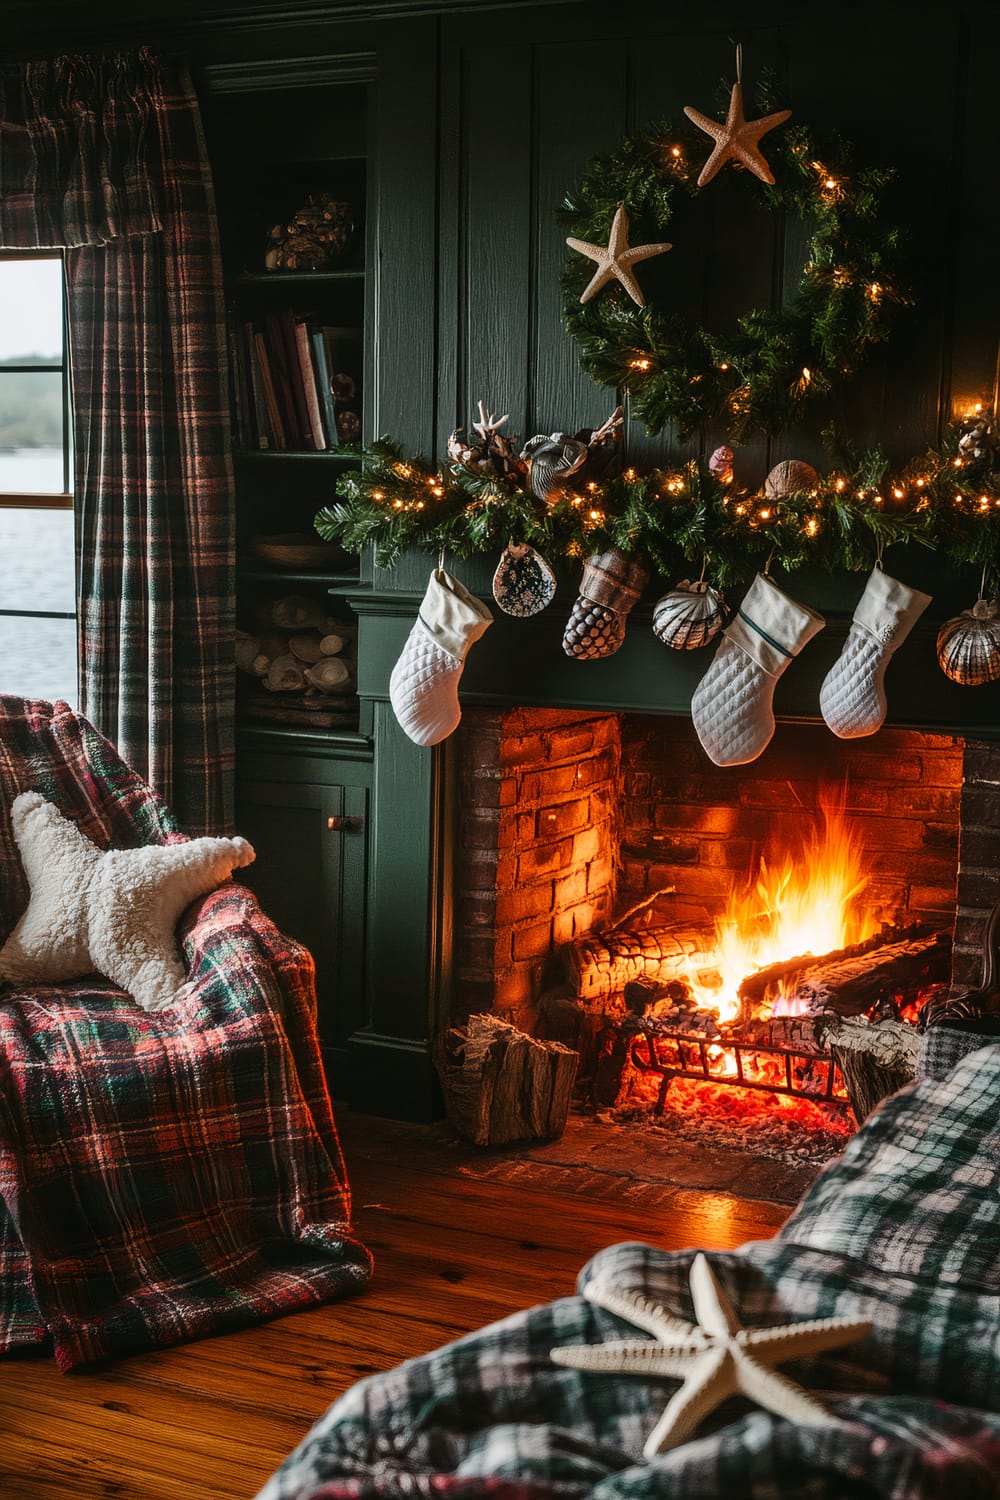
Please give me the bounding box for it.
[566,203,672,308]
[550,1253,870,1455]
[684,83,791,188]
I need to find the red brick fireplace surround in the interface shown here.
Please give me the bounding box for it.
[454,707,995,1034]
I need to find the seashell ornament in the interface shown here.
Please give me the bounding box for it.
[652,579,726,650]
[520,433,589,504]
[958,422,1000,465]
[492,541,557,618]
[708,445,734,485]
[936,598,1000,686]
[764,459,818,500]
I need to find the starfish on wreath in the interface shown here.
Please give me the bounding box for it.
[565,202,672,308]
[684,82,792,187]
[550,1253,871,1455]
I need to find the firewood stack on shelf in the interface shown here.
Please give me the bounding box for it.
[236,593,358,727]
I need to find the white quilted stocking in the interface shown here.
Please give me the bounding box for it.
[389,568,493,746]
[819,568,932,738]
[691,574,825,766]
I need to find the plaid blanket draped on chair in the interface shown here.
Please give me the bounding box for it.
[0,697,371,1371]
[258,1043,1000,1500]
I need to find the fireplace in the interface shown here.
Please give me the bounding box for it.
[451,706,986,1140]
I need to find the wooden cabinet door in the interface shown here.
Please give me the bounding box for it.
[235,775,368,1053]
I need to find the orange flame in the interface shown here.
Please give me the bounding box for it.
[685,790,877,1023]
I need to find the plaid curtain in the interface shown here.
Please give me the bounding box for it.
[0,50,235,835]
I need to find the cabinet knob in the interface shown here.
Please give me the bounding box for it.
[327,815,359,832]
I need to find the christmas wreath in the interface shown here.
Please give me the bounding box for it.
[560,93,906,440]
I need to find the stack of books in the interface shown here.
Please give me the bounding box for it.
[228,312,362,451]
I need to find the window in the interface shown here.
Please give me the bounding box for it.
[0,253,77,706]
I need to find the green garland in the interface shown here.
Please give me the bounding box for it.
[315,425,1000,594]
[560,103,906,440]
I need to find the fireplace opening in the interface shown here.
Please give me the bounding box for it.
[453,707,969,1170]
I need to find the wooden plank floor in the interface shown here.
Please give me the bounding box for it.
[0,1111,793,1500]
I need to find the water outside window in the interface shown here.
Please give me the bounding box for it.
[0,255,77,705]
[0,371,65,493]
[0,509,76,701]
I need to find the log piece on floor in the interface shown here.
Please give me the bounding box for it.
[823,1017,921,1122]
[435,1013,579,1147]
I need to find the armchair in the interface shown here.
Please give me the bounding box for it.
[0,696,371,1371]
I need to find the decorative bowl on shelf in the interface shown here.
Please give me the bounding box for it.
[249,533,353,570]
[264,194,355,272]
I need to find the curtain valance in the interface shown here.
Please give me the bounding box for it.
[0,49,166,248]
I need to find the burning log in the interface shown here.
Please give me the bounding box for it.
[435,1013,579,1146]
[735,923,940,1018]
[563,924,716,1003]
[822,1017,921,1122]
[785,930,951,1018]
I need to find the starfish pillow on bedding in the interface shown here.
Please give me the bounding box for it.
[0,791,255,1012]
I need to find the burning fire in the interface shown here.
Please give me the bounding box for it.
[685,791,878,1024]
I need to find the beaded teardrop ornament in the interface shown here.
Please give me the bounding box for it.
[492,541,557,617]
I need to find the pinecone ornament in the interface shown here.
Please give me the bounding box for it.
[562,548,650,660]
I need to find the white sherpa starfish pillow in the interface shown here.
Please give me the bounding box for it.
[0,791,255,1012]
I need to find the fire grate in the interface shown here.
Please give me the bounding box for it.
[624,1014,850,1115]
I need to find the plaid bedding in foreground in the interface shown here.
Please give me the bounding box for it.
[259,1045,1000,1500]
[0,697,372,1370]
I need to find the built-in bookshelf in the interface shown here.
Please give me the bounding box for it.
[200,69,371,737]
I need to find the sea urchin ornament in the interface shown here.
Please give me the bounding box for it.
[764,460,818,500]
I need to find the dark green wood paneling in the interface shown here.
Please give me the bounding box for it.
[370,18,440,452]
[531,38,629,437]
[779,10,961,467]
[365,700,443,1040]
[948,14,1000,422]
[459,44,534,436]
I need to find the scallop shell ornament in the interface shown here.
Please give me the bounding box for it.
[764,459,818,500]
[492,541,557,617]
[936,598,1000,685]
[652,579,726,650]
